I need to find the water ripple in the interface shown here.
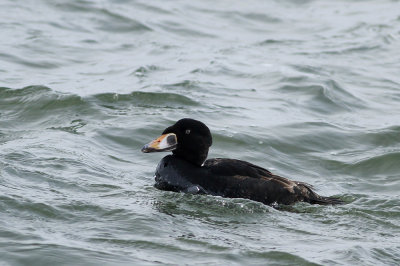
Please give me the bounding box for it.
[1,0,400,265]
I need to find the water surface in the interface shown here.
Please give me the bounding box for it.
[1,0,400,265]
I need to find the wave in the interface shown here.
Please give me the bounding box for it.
[0,85,198,116]
[93,91,199,107]
[47,2,152,33]
[276,79,366,114]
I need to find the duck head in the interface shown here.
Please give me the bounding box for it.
[141,118,212,166]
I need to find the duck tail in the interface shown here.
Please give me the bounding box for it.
[297,182,344,205]
[309,195,345,205]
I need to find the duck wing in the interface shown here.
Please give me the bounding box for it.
[203,158,342,205]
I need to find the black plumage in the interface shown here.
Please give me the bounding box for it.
[142,118,343,206]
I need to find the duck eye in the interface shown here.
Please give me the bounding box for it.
[185,129,191,135]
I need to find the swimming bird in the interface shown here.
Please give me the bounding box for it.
[141,118,343,205]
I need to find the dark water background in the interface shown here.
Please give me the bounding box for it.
[1,0,400,265]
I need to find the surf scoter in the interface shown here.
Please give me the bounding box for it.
[141,118,343,205]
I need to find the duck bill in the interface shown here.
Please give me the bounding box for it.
[141,133,177,153]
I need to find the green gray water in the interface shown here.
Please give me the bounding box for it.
[1,0,400,265]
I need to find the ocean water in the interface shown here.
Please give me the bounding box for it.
[1,0,400,265]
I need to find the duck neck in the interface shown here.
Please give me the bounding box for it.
[173,149,208,167]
